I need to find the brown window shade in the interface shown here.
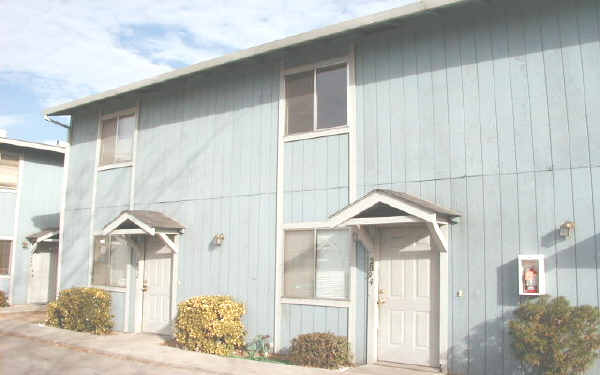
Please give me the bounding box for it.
[0,152,18,189]
[0,240,11,275]
[285,71,314,135]
[100,118,117,166]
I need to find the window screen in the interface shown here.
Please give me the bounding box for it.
[283,229,350,300]
[0,240,11,275]
[0,152,19,189]
[285,71,314,135]
[316,230,350,299]
[316,65,347,129]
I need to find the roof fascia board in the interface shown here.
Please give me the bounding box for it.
[0,138,66,154]
[43,0,466,116]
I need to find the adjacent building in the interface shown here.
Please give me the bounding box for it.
[0,136,65,305]
[44,0,600,373]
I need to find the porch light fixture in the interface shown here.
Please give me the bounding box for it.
[559,221,575,239]
[213,233,225,246]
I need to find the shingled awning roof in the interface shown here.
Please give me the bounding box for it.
[26,229,59,244]
[328,189,461,252]
[102,211,185,253]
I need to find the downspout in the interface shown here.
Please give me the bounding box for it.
[44,115,70,129]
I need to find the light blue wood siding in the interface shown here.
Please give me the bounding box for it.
[0,278,8,295]
[63,61,280,338]
[283,134,349,223]
[0,190,16,237]
[354,0,600,373]
[109,291,126,331]
[355,243,368,364]
[279,304,348,352]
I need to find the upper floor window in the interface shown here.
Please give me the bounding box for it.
[285,64,347,136]
[0,151,19,189]
[99,111,136,166]
[0,240,11,275]
[283,229,351,300]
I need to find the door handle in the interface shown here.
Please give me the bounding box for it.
[142,281,148,292]
[377,298,386,305]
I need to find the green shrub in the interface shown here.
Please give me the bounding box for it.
[175,296,246,356]
[46,287,113,334]
[289,332,352,369]
[509,295,600,375]
[0,290,8,307]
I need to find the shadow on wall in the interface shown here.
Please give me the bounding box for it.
[31,213,60,230]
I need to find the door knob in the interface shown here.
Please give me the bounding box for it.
[377,298,386,305]
[142,281,148,292]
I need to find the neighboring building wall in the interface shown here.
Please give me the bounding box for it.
[355,0,600,373]
[0,145,63,304]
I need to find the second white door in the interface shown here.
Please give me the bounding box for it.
[142,237,173,334]
[378,225,439,366]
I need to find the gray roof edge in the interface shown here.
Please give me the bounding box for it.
[0,137,66,154]
[43,0,466,116]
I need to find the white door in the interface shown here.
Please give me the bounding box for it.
[378,225,439,366]
[28,243,58,304]
[142,237,173,334]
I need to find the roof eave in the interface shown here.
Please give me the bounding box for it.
[43,0,467,116]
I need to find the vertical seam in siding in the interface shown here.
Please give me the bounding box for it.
[539,5,555,170]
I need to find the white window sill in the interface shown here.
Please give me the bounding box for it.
[0,275,10,279]
[90,285,127,293]
[283,126,349,143]
[97,162,133,171]
[281,297,350,308]
[0,188,17,193]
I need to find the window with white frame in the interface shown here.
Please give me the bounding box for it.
[285,64,348,136]
[99,112,136,166]
[0,151,19,189]
[92,236,129,288]
[0,240,11,275]
[283,229,351,300]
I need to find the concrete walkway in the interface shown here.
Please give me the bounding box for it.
[0,319,433,375]
[0,303,47,314]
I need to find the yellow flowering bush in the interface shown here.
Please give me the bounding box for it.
[0,290,8,307]
[175,296,247,356]
[46,287,113,334]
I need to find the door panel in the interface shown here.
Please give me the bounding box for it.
[28,243,58,304]
[142,237,173,334]
[378,225,439,366]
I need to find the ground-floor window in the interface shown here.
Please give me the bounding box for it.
[0,240,11,275]
[284,229,351,300]
[92,236,129,288]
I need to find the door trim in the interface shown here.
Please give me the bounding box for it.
[366,224,449,372]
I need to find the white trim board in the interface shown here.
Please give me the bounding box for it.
[0,137,65,154]
[7,152,23,304]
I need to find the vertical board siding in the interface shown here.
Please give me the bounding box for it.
[279,304,348,351]
[0,191,16,237]
[355,0,600,373]
[95,168,131,208]
[110,291,126,331]
[12,150,64,303]
[283,134,349,223]
[355,243,368,364]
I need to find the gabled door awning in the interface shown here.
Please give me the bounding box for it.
[27,228,59,252]
[102,210,185,253]
[328,189,461,252]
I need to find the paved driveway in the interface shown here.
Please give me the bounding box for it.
[1,335,199,375]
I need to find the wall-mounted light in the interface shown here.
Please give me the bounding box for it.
[559,221,575,239]
[213,233,225,246]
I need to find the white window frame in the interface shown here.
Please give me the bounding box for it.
[0,237,13,278]
[283,57,352,142]
[0,151,20,191]
[282,226,353,303]
[97,107,137,170]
